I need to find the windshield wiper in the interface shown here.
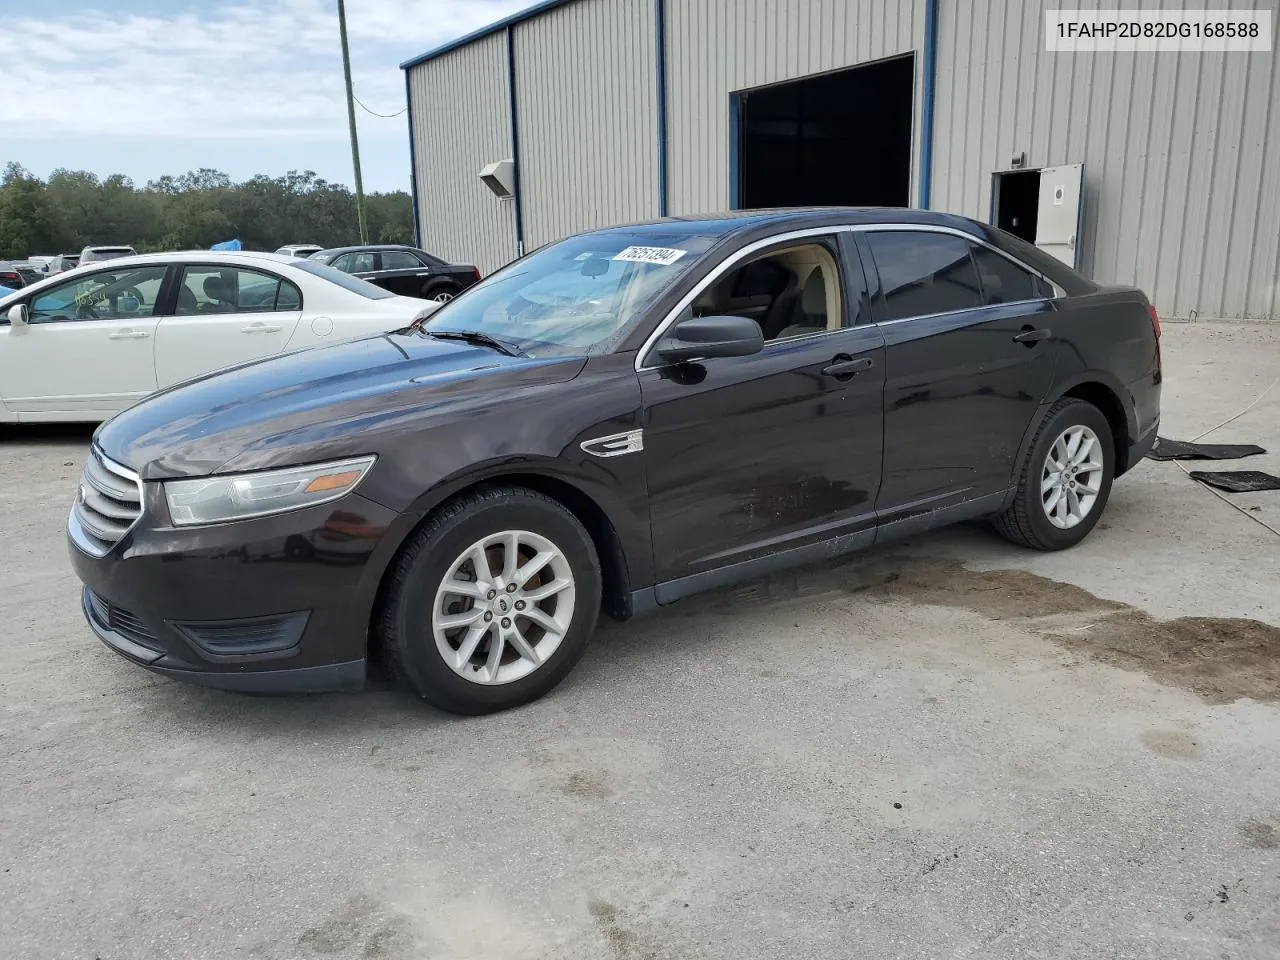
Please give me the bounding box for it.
[424,329,524,357]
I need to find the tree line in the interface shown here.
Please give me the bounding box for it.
[0,162,414,260]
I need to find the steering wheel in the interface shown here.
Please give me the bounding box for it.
[75,301,101,320]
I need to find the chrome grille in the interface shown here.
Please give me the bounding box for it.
[71,450,143,556]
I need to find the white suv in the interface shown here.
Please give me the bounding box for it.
[79,245,138,265]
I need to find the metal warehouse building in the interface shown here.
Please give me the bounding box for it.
[402,0,1280,320]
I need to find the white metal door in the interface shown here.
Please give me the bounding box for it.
[0,315,159,416]
[1035,163,1085,267]
[155,265,302,387]
[154,310,301,387]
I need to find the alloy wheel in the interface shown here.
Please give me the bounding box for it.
[432,530,576,684]
[1040,424,1105,529]
[431,291,455,302]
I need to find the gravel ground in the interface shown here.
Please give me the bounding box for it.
[2,321,1278,960]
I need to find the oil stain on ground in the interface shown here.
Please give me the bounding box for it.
[845,557,1280,706]
[587,898,655,960]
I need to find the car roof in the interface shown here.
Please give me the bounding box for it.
[576,207,988,239]
[313,244,428,256]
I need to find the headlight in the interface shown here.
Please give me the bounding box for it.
[164,456,376,526]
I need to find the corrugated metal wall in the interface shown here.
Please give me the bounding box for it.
[406,31,515,275]
[932,0,1280,320]
[663,0,925,214]
[514,0,659,249]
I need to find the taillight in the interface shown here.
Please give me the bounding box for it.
[472,268,482,282]
[1148,303,1162,339]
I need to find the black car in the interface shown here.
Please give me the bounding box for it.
[69,208,1161,715]
[309,244,481,302]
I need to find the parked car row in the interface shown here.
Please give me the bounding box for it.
[63,208,1162,716]
[0,251,440,422]
[306,244,482,302]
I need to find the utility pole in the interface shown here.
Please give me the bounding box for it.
[338,0,368,243]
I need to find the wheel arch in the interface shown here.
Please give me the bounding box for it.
[366,466,638,665]
[1050,373,1136,474]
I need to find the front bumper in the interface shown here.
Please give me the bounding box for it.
[69,491,401,694]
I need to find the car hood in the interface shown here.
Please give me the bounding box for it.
[95,332,588,480]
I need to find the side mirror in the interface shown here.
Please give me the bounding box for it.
[656,314,763,363]
[8,304,29,327]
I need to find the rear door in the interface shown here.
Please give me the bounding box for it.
[859,228,1057,515]
[375,249,433,297]
[154,265,303,386]
[0,264,167,416]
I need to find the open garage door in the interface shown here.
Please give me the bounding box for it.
[733,54,914,210]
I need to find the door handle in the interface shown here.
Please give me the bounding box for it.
[1013,327,1051,345]
[108,330,149,340]
[821,355,874,378]
[241,323,282,334]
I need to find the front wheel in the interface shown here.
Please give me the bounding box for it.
[376,486,601,714]
[992,398,1115,551]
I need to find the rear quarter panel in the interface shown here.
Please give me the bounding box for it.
[1048,287,1162,447]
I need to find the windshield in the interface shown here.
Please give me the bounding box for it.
[291,259,395,299]
[422,230,717,356]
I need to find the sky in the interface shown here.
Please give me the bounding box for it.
[3,0,530,192]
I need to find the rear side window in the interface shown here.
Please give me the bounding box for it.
[971,245,1051,304]
[380,250,422,270]
[175,266,302,315]
[865,231,982,320]
[332,252,376,273]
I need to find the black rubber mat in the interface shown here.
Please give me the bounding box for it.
[1188,471,1280,493]
[1146,437,1267,461]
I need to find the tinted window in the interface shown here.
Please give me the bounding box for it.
[866,231,982,320]
[29,266,167,323]
[291,260,395,299]
[332,252,375,273]
[380,250,422,270]
[971,245,1049,304]
[175,266,302,315]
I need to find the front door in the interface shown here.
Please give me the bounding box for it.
[858,228,1057,515]
[0,264,167,417]
[638,234,885,596]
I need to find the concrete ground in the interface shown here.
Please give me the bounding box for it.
[2,321,1278,960]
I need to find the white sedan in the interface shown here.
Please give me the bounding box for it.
[0,251,439,422]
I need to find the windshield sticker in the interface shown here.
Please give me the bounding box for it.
[612,246,688,266]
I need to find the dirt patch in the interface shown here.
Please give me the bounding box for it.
[850,557,1126,621]
[1050,612,1280,705]
[1239,819,1279,849]
[847,556,1280,705]
[559,770,613,800]
[1139,730,1202,760]
[588,899,653,960]
[297,894,413,958]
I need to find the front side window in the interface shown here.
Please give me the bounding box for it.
[332,252,375,273]
[29,266,167,323]
[865,231,983,321]
[971,245,1050,304]
[422,230,718,357]
[690,241,846,342]
[380,251,422,270]
[175,266,302,315]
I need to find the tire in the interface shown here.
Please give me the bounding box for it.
[375,485,601,715]
[992,398,1115,551]
[423,283,458,303]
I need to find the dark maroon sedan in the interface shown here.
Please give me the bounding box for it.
[69,208,1161,714]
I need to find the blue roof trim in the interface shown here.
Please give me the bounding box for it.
[400,0,579,70]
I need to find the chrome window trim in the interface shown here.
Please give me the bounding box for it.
[634,222,1065,371]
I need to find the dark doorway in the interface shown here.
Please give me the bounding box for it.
[992,170,1040,243]
[735,54,914,210]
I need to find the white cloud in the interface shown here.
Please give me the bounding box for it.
[4,0,528,140]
